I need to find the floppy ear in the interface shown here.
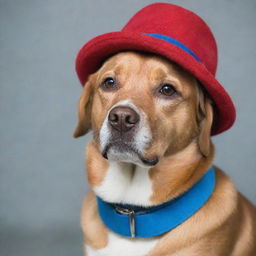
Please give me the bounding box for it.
[73,74,96,138]
[196,87,213,157]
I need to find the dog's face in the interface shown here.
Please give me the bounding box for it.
[74,52,213,167]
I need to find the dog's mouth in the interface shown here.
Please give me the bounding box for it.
[102,141,159,166]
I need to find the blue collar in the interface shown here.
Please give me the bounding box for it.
[96,167,216,238]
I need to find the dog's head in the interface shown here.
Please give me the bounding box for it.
[73,51,213,167]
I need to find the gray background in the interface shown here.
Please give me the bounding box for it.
[0,0,255,255]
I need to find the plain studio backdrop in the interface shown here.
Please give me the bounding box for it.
[0,0,255,255]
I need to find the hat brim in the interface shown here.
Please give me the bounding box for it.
[75,31,236,135]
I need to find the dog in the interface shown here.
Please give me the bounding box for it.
[73,51,256,256]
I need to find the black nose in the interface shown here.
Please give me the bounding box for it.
[108,106,140,132]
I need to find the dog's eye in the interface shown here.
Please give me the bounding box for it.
[101,77,117,91]
[159,84,176,97]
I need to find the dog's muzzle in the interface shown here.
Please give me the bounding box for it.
[100,104,159,166]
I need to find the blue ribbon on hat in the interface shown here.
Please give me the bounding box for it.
[96,167,215,238]
[144,33,201,62]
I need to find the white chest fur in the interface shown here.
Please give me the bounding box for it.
[85,230,159,256]
[93,161,154,206]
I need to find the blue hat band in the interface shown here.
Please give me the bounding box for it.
[144,33,201,62]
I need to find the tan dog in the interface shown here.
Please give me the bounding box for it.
[73,51,256,256]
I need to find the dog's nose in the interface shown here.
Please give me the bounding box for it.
[108,106,140,132]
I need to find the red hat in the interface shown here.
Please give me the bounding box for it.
[75,2,236,135]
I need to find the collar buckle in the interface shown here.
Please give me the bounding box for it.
[115,206,136,238]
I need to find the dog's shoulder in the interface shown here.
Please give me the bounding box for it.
[147,166,256,255]
[232,190,256,254]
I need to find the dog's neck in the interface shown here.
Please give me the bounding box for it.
[86,139,215,207]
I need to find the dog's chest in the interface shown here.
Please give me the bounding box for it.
[85,230,160,256]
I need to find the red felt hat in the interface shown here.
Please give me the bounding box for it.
[75,2,236,135]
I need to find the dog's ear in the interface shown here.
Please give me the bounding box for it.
[196,86,213,157]
[73,74,96,138]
